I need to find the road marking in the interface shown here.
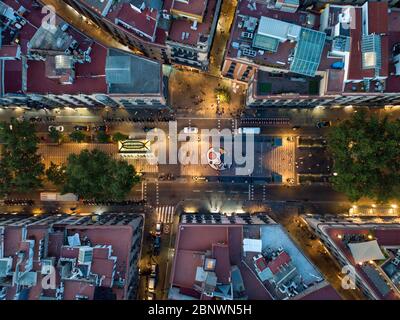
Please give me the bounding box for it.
[205,190,213,193]
[156,182,159,206]
[262,184,267,201]
[193,190,201,193]
[142,181,147,201]
[248,184,254,201]
[156,206,175,224]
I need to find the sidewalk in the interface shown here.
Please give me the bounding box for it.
[242,106,400,126]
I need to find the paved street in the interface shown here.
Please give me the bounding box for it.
[40,0,131,52]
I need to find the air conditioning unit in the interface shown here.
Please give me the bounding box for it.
[0,257,12,277]
[78,247,93,264]
[41,258,54,275]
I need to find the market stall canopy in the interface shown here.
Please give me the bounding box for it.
[348,240,385,264]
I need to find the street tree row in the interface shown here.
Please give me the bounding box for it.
[328,111,400,203]
[0,119,140,200]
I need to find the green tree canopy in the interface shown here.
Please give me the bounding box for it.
[97,131,110,143]
[112,132,129,143]
[215,87,231,104]
[69,131,86,143]
[62,149,140,201]
[0,118,44,195]
[48,127,62,143]
[46,162,66,186]
[328,111,400,203]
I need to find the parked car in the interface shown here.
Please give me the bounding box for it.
[48,125,64,132]
[74,125,89,131]
[153,236,161,255]
[183,127,198,134]
[151,263,159,278]
[147,292,155,300]
[143,126,156,132]
[148,277,156,292]
[153,236,161,248]
[93,125,109,132]
[192,176,208,182]
[155,222,163,236]
[316,121,331,128]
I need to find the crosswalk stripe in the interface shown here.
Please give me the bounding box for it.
[156,206,175,224]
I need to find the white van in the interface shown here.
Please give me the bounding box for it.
[148,277,156,292]
[183,127,198,134]
[238,127,261,134]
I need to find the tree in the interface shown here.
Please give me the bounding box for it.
[97,131,110,143]
[328,110,400,203]
[48,127,62,143]
[62,149,140,200]
[46,162,66,186]
[0,118,44,195]
[69,131,86,143]
[215,87,231,104]
[112,132,129,143]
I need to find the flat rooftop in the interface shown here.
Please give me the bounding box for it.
[0,213,143,300]
[309,219,400,300]
[106,48,162,95]
[167,0,217,47]
[171,216,340,300]
[226,0,342,78]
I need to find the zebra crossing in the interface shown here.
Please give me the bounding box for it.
[156,206,175,224]
[231,119,238,133]
[248,184,254,201]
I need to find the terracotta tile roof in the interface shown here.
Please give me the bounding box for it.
[171,224,273,299]
[172,249,204,288]
[325,226,400,300]
[212,243,231,284]
[0,45,20,58]
[300,284,342,300]
[107,3,158,41]
[26,43,108,95]
[368,2,388,34]
[267,251,291,275]
[168,0,216,46]
[255,256,268,272]
[347,6,389,81]
[171,0,208,20]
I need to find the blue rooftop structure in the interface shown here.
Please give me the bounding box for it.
[290,28,326,77]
